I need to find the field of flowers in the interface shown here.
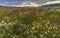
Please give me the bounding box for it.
[0,7,60,38]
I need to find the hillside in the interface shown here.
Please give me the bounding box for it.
[40,3,60,7]
[0,6,60,38]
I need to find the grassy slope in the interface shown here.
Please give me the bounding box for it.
[0,6,60,38]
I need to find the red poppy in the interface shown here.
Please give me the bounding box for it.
[10,32,14,35]
[28,10,37,20]
[48,8,52,10]
[28,10,36,15]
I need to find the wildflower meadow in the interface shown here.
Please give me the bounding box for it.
[0,7,60,38]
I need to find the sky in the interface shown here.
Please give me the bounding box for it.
[0,0,59,6]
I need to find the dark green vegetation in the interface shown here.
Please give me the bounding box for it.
[0,7,60,38]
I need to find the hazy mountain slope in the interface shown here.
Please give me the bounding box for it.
[40,1,60,7]
[40,3,60,7]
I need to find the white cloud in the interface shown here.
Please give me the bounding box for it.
[5,1,39,7]
[0,0,60,7]
[40,0,60,6]
[45,1,60,4]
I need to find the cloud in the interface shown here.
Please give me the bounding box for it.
[40,0,60,6]
[0,0,60,7]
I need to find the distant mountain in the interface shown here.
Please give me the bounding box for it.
[40,1,60,7]
[40,3,60,7]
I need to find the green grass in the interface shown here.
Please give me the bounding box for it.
[0,7,60,38]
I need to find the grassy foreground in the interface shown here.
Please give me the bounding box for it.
[0,7,60,38]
